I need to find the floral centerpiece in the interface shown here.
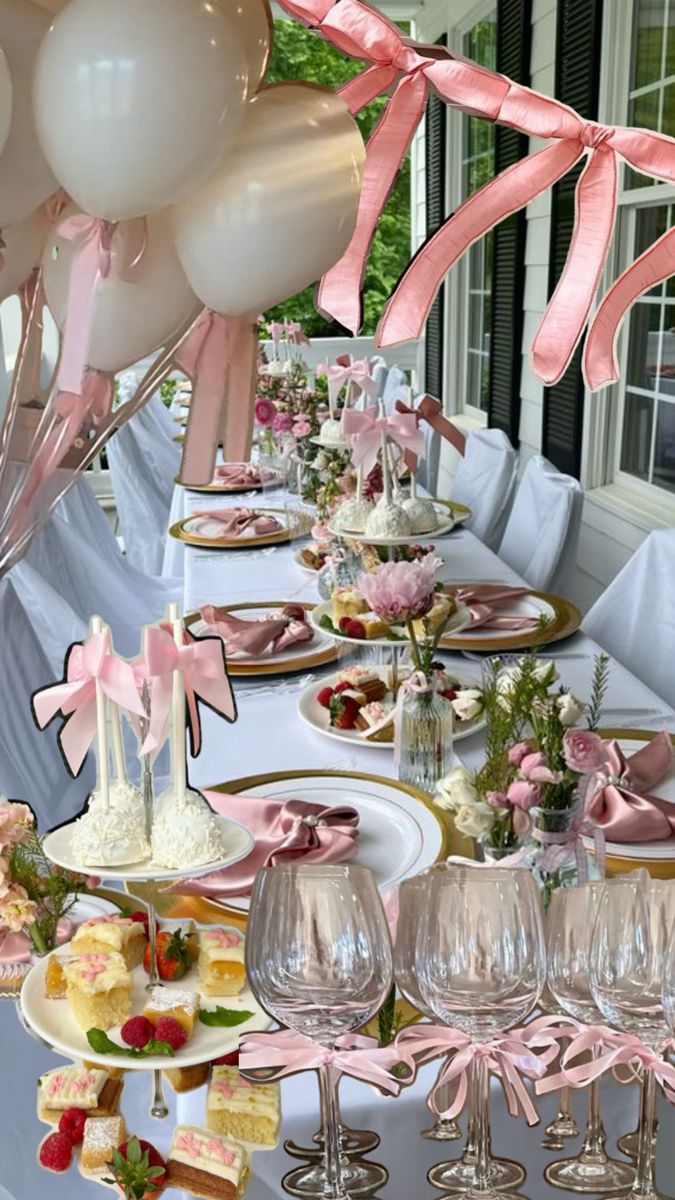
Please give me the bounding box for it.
[0,801,97,955]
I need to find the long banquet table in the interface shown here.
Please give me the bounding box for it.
[4,482,675,1200]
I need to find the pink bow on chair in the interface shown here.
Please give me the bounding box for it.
[239,1030,412,1095]
[585,732,675,843]
[342,408,424,475]
[200,604,313,660]
[32,631,145,776]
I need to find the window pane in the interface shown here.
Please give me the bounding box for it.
[629,87,661,131]
[632,0,666,89]
[663,80,675,135]
[466,352,482,409]
[668,0,675,73]
[653,399,675,490]
[468,292,484,353]
[626,302,662,390]
[635,204,669,296]
[620,392,654,479]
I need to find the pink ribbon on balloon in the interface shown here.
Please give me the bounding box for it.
[165,795,359,897]
[321,358,378,409]
[32,631,145,776]
[585,731,675,843]
[200,603,313,660]
[0,917,73,965]
[342,407,424,476]
[239,1029,413,1095]
[190,507,283,538]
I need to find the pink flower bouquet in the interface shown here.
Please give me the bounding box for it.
[357,556,443,625]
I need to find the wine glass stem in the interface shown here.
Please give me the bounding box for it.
[473,1056,491,1190]
[584,1078,605,1151]
[634,1070,657,1197]
[320,1063,345,1200]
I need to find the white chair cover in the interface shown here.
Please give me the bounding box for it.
[107,393,181,575]
[58,476,120,556]
[369,355,388,402]
[382,365,407,414]
[415,410,441,496]
[497,455,583,594]
[162,484,188,578]
[582,529,675,707]
[450,428,518,549]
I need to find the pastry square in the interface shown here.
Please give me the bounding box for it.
[37,1067,122,1125]
[163,1062,210,1093]
[72,916,146,969]
[335,667,387,703]
[165,1125,250,1199]
[360,613,390,639]
[355,702,394,743]
[411,595,455,638]
[206,1066,280,1147]
[63,952,132,1032]
[143,985,200,1037]
[331,587,367,625]
[80,1115,127,1172]
[198,929,245,998]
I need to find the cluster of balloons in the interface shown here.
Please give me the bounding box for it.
[0,0,365,382]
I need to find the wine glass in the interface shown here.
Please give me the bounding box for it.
[246,864,393,1200]
[395,873,526,1193]
[416,866,546,1200]
[590,875,675,1200]
[545,884,635,1192]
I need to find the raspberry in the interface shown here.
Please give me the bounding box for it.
[128,909,150,936]
[154,1017,187,1051]
[58,1108,87,1145]
[121,1015,156,1049]
[338,616,351,632]
[212,1049,239,1066]
[346,619,366,639]
[333,681,351,693]
[39,1132,73,1172]
[316,686,334,709]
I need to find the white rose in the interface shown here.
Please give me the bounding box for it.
[557,692,586,727]
[453,802,495,839]
[435,765,478,811]
[314,451,328,470]
[451,689,484,723]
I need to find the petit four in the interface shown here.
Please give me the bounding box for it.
[143,985,201,1038]
[151,788,225,870]
[206,1066,280,1147]
[358,612,390,640]
[80,1115,127,1172]
[70,781,149,867]
[335,667,387,703]
[198,928,246,998]
[163,1062,210,1093]
[317,417,346,447]
[354,702,394,743]
[165,1125,250,1199]
[411,594,456,637]
[37,1067,123,1125]
[71,916,146,969]
[364,498,412,538]
[63,952,132,1032]
[331,586,367,627]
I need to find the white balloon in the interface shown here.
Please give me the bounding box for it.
[43,208,200,373]
[171,84,365,318]
[0,48,12,159]
[219,0,271,95]
[0,202,50,301]
[33,0,249,222]
[0,0,57,228]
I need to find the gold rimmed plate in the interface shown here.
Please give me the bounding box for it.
[439,583,581,652]
[433,497,472,524]
[169,507,309,550]
[185,601,339,677]
[173,467,283,496]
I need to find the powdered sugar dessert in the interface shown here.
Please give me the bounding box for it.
[70,781,149,867]
[317,417,347,447]
[332,497,373,533]
[401,495,439,534]
[150,787,224,870]
[364,498,412,538]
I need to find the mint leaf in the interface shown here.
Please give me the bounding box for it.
[319,614,337,634]
[86,1028,175,1058]
[199,1006,254,1027]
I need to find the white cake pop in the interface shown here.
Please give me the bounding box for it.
[151,787,225,869]
[364,497,412,538]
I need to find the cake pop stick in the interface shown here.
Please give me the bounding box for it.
[90,615,110,812]
[380,428,391,504]
[356,462,363,505]
[101,625,128,784]
[167,602,187,803]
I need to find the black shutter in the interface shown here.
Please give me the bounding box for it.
[488,0,532,443]
[542,0,604,476]
[424,35,447,402]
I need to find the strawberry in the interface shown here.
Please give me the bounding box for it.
[316,686,334,709]
[333,681,352,694]
[441,689,457,701]
[346,619,366,639]
[212,1049,239,1066]
[338,616,352,632]
[104,1137,166,1200]
[143,930,191,981]
[329,693,360,730]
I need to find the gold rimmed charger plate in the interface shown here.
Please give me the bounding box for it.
[173,471,276,496]
[184,601,339,676]
[170,508,298,551]
[439,584,581,652]
[589,728,675,880]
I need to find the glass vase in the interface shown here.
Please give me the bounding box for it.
[397,685,453,793]
[522,804,602,908]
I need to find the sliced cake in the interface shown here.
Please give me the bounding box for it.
[37,1067,123,1126]
[71,916,146,969]
[165,1125,250,1199]
[63,952,132,1032]
[198,929,246,998]
[80,1115,127,1173]
[143,985,201,1038]
[206,1066,280,1147]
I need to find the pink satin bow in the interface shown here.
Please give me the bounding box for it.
[322,358,378,408]
[191,507,283,538]
[448,584,540,632]
[32,631,145,776]
[342,408,424,476]
[537,1023,675,1104]
[200,604,313,660]
[0,917,73,965]
[166,795,359,897]
[239,1029,412,1095]
[585,732,675,843]
[395,395,466,467]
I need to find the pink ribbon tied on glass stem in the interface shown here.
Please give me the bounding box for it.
[584,731,675,843]
[32,631,145,776]
[239,1029,413,1096]
[342,407,424,476]
[537,1023,675,1105]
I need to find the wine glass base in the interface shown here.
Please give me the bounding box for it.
[544,1115,580,1141]
[284,1129,381,1161]
[421,1120,463,1142]
[282,1160,388,1197]
[428,1156,526,1192]
[617,1133,639,1160]
[544,1155,636,1193]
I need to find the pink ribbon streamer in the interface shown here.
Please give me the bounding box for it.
[239,1029,412,1095]
[394,395,466,467]
[176,310,231,487]
[57,215,115,397]
[165,795,359,897]
[32,631,145,776]
[190,507,283,538]
[0,917,73,965]
[200,603,313,660]
[342,407,424,475]
[585,731,675,843]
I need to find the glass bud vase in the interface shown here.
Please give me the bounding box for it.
[522,803,602,908]
[397,684,454,793]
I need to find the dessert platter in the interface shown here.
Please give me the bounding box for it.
[327,493,456,546]
[185,601,339,677]
[297,663,485,749]
[169,506,307,550]
[174,462,283,495]
[310,586,471,648]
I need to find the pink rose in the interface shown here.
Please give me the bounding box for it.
[293,419,311,437]
[272,411,293,434]
[507,742,531,767]
[520,751,563,784]
[563,729,608,774]
[254,398,277,427]
[506,779,540,811]
[486,791,508,809]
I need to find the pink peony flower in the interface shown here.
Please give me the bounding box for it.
[520,751,563,784]
[0,884,38,931]
[0,801,34,848]
[507,742,531,767]
[272,411,293,434]
[357,556,443,624]
[486,791,508,809]
[254,398,277,427]
[563,729,608,774]
[506,779,541,811]
[293,419,311,437]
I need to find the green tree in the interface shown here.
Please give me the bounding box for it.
[264,19,411,337]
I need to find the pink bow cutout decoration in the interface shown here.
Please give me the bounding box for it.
[0,918,73,966]
[166,795,359,897]
[448,584,541,632]
[394,395,466,465]
[342,407,424,476]
[537,1023,675,1105]
[176,310,231,488]
[285,321,310,346]
[585,731,675,843]
[32,631,145,776]
[200,603,313,661]
[239,1029,413,1096]
[190,507,283,538]
[266,321,285,351]
[134,625,236,760]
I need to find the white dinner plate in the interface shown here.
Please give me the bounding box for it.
[205,769,449,912]
[20,926,271,1070]
[186,602,338,675]
[297,666,485,750]
[582,732,675,861]
[327,502,456,547]
[309,600,472,649]
[441,589,554,647]
[183,512,290,541]
[43,816,254,882]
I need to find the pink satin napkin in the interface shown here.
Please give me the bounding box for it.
[586,731,675,843]
[213,464,269,487]
[191,507,282,537]
[0,917,73,965]
[449,584,540,631]
[200,603,314,660]
[165,794,360,897]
